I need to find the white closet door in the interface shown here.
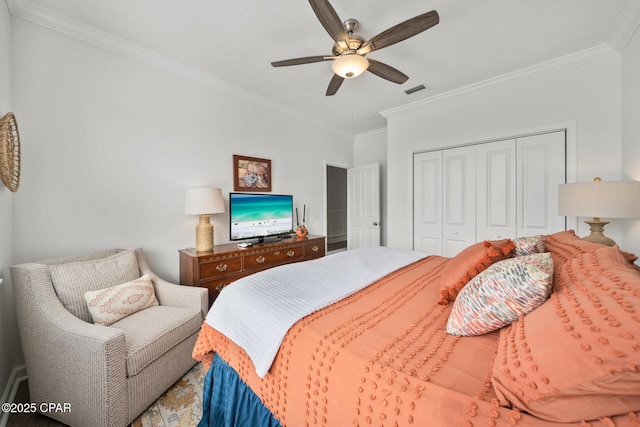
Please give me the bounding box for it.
[476,139,517,241]
[442,147,476,257]
[412,130,567,256]
[516,131,566,237]
[413,151,442,255]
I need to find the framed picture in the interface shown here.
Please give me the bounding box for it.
[233,155,271,192]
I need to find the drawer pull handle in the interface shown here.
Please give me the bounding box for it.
[312,245,319,252]
[256,256,266,264]
[287,250,295,257]
[274,251,280,255]
[215,283,229,292]
[216,263,228,272]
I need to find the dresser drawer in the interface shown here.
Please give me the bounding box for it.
[199,256,243,280]
[244,246,304,270]
[201,274,248,305]
[304,241,325,259]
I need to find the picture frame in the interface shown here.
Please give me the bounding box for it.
[233,155,272,192]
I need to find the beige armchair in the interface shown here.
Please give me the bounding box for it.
[11,248,208,427]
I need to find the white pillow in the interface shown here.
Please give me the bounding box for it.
[84,274,158,326]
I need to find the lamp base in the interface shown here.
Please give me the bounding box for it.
[195,214,214,252]
[582,219,616,247]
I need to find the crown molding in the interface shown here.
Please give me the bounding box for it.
[355,127,386,140]
[10,0,639,138]
[7,0,353,140]
[381,43,619,118]
[609,0,640,52]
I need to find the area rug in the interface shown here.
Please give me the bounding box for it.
[130,362,206,427]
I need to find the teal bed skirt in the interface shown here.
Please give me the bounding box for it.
[198,354,283,427]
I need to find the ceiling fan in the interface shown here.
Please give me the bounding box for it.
[271,0,439,96]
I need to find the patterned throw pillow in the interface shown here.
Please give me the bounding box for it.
[513,235,547,256]
[438,239,515,305]
[84,274,158,326]
[446,253,553,336]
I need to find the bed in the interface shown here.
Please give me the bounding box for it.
[192,230,640,427]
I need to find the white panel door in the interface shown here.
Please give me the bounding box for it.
[413,151,443,255]
[517,131,567,237]
[442,147,476,257]
[348,162,381,249]
[476,139,517,241]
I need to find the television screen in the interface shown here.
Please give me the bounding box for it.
[229,193,294,241]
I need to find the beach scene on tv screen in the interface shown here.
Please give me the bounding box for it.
[231,194,293,240]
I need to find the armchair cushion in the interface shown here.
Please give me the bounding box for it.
[111,305,203,376]
[50,250,139,322]
[84,273,159,326]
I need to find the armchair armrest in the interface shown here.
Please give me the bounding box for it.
[131,248,208,320]
[152,276,208,320]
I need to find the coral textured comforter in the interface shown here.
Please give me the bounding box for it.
[193,233,640,427]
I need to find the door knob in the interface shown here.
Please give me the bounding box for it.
[373,222,379,226]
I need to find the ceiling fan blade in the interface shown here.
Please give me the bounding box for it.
[326,74,344,96]
[357,10,439,55]
[367,59,409,84]
[271,55,333,67]
[309,0,349,50]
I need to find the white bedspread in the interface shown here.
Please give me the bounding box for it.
[205,246,425,378]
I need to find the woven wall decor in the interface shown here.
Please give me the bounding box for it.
[0,112,20,192]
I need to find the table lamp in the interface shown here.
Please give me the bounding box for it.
[558,177,640,246]
[185,188,225,252]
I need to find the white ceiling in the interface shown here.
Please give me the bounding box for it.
[8,0,639,137]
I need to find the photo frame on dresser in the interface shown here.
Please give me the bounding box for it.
[233,154,271,192]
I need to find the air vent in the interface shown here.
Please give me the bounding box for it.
[404,84,427,95]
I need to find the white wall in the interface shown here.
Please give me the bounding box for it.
[621,26,640,257]
[0,0,23,404]
[354,128,388,245]
[3,16,353,381]
[10,18,352,281]
[384,54,623,251]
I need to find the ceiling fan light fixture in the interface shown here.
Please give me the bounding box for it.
[331,53,369,78]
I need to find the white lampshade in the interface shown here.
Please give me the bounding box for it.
[558,179,640,219]
[331,54,369,79]
[558,177,640,247]
[184,188,225,215]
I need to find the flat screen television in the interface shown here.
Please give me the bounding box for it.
[229,193,294,242]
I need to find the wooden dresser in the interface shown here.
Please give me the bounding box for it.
[179,235,326,305]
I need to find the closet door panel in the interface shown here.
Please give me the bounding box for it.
[412,130,567,257]
[517,131,566,237]
[476,139,516,241]
[443,147,476,257]
[413,151,442,255]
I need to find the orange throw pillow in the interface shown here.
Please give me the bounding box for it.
[492,245,640,422]
[438,239,515,304]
